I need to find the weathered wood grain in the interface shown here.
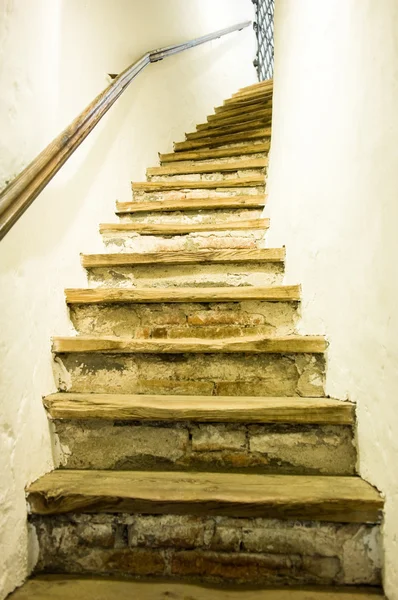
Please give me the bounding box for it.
[174,129,271,152]
[147,158,267,177]
[237,79,273,94]
[27,470,383,522]
[52,334,327,354]
[81,248,285,267]
[131,175,265,192]
[65,284,300,304]
[201,109,272,130]
[213,100,271,116]
[43,393,354,424]
[8,575,385,599]
[160,143,270,163]
[186,120,270,141]
[226,89,273,104]
[99,218,269,235]
[116,194,267,214]
[232,86,273,101]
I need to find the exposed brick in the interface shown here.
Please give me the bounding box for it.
[129,515,206,550]
[191,424,246,452]
[75,523,115,548]
[170,551,340,584]
[102,549,166,575]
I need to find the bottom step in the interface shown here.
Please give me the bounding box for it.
[28,471,382,587]
[9,577,385,599]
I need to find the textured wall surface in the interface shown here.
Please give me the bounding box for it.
[268,0,398,596]
[0,1,256,597]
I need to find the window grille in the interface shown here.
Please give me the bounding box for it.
[253,0,275,81]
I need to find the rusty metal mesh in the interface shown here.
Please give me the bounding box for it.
[253,0,275,81]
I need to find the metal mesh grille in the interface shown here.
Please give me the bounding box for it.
[253,0,275,81]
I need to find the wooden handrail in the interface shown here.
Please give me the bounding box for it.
[0,20,251,241]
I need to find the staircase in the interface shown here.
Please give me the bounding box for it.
[22,80,384,597]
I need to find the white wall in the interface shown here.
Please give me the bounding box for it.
[268,0,398,596]
[0,1,256,597]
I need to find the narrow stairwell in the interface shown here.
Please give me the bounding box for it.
[19,80,384,597]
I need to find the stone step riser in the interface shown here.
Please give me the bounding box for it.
[53,420,355,475]
[85,263,284,289]
[132,187,266,203]
[31,514,380,586]
[53,352,325,398]
[118,209,265,225]
[100,230,266,253]
[69,301,299,338]
[147,169,266,183]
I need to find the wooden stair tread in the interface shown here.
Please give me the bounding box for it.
[238,80,273,93]
[81,248,285,267]
[214,100,271,116]
[221,96,272,112]
[27,469,383,522]
[52,334,327,354]
[231,79,274,98]
[226,90,273,104]
[205,107,272,125]
[99,219,269,235]
[131,176,265,192]
[8,576,386,600]
[147,158,267,177]
[174,129,271,152]
[186,120,270,141]
[65,285,301,304]
[116,195,267,214]
[159,143,270,163]
[201,109,272,129]
[43,393,355,424]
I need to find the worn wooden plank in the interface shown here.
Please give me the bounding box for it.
[186,120,270,141]
[27,470,383,522]
[8,575,386,600]
[238,79,273,94]
[199,110,272,130]
[174,129,271,152]
[81,248,285,268]
[116,194,267,214]
[233,85,273,100]
[147,158,267,177]
[160,143,270,163]
[65,284,300,304]
[43,393,355,425]
[52,334,327,354]
[226,90,273,105]
[221,96,273,113]
[99,218,269,236]
[213,100,271,116]
[131,175,265,192]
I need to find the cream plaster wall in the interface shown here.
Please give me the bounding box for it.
[0,1,256,597]
[267,1,398,596]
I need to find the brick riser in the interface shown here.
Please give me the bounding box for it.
[31,514,380,586]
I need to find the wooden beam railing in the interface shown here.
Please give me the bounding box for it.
[0,21,251,241]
